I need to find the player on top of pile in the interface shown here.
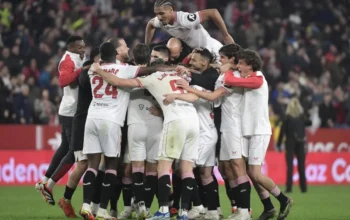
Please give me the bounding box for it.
[145,0,234,60]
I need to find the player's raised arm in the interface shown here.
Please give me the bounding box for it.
[198,9,234,45]
[176,78,226,101]
[145,18,157,44]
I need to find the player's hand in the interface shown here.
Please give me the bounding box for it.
[176,78,190,90]
[149,105,163,117]
[223,34,235,45]
[176,66,191,76]
[163,94,178,105]
[90,62,101,72]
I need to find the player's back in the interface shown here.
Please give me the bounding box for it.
[87,63,140,126]
[137,71,198,124]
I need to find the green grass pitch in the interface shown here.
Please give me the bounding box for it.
[0,185,349,219]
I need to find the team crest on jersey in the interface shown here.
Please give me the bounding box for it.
[187,13,197,22]
[139,104,145,110]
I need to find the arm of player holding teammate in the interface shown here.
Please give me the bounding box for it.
[176,78,227,102]
[59,60,90,88]
[163,93,199,105]
[145,18,157,44]
[90,63,176,87]
[223,71,263,89]
[177,10,234,44]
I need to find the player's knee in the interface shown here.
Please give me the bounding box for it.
[76,160,88,174]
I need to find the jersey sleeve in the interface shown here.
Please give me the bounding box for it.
[118,65,141,79]
[216,73,233,93]
[136,75,154,89]
[176,11,201,28]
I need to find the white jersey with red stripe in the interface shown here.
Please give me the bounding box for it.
[241,71,272,136]
[87,63,140,126]
[136,71,198,124]
[127,88,162,125]
[216,71,244,133]
[58,51,84,117]
[191,85,216,135]
[154,11,222,57]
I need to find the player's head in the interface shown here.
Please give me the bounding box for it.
[150,58,166,67]
[66,36,85,59]
[90,47,101,63]
[219,43,242,65]
[189,47,214,72]
[237,49,262,76]
[99,42,117,63]
[107,37,130,62]
[154,0,175,25]
[133,43,151,66]
[151,45,170,63]
[166,38,183,62]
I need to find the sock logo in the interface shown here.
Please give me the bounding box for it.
[83,182,91,186]
[135,182,144,186]
[240,189,247,192]
[145,188,151,191]
[102,183,111,187]
[186,186,194,190]
[166,184,172,188]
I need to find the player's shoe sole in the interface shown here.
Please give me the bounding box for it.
[257,208,277,220]
[58,197,78,218]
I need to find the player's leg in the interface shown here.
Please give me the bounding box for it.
[149,119,188,219]
[128,123,148,219]
[36,115,72,205]
[246,135,293,220]
[170,163,181,217]
[178,118,200,219]
[144,122,161,217]
[253,182,277,220]
[94,120,121,220]
[118,162,133,219]
[80,119,103,220]
[91,155,105,216]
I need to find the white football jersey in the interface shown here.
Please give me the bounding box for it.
[87,63,140,126]
[127,88,162,125]
[154,11,222,56]
[136,71,198,124]
[241,71,272,136]
[216,71,244,133]
[192,85,216,134]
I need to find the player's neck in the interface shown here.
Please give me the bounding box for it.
[116,56,125,63]
[241,71,254,78]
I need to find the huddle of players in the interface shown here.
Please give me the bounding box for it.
[34,0,294,219]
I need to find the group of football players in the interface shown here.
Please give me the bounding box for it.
[35,1,293,220]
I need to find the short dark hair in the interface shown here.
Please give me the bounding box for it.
[154,0,175,9]
[237,49,262,71]
[152,45,170,59]
[107,37,122,49]
[219,43,242,64]
[66,36,83,47]
[99,42,116,62]
[193,47,215,63]
[150,58,166,66]
[90,47,100,61]
[133,44,151,65]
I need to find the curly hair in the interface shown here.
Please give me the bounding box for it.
[237,49,262,71]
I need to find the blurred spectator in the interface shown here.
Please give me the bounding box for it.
[34,89,56,124]
[318,91,336,128]
[13,84,32,124]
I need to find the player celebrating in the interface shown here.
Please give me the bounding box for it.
[145,0,234,59]
[91,57,200,220]
[36,36,86,205]
[224,49,294,220]
[127,44,164,219]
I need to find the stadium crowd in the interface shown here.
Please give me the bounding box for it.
[0,0,349,129]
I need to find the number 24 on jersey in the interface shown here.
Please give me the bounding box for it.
[92,76,118,99]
